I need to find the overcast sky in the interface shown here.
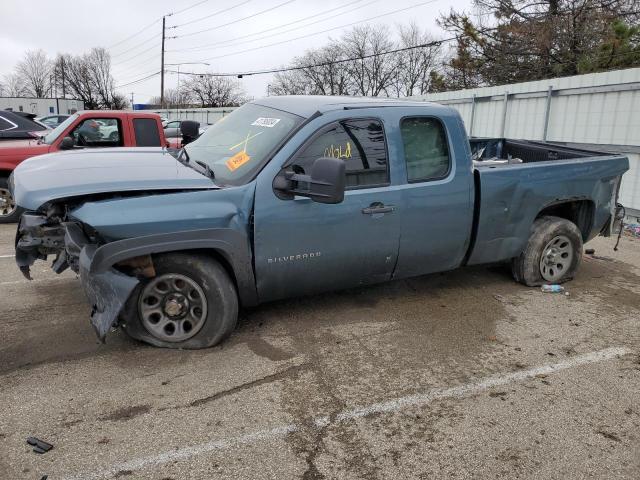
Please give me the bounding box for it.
[0,0,472,104]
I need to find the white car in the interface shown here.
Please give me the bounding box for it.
[95,119,120,141]
[36,114,70,128]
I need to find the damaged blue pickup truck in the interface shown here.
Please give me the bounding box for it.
[11,96,628,349]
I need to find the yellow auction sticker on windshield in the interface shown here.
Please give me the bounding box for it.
[226,150,251,171]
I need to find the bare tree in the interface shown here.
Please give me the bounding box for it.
[270,69,313,95]
[16,50,52,97]
[1,73,26,97]
[181,75,248,107]
[302,42,352,95]
[272,23,443,98]
[148,87,192,107]
[340,25,398,96]
[392,23,443,96]
[55,48,125,109]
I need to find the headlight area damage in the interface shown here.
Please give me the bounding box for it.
[16,208,155,341]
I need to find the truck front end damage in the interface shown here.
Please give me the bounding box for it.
[15,209,144,340]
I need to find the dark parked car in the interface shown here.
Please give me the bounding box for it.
[164,120,204,138]
[0,111,48,140]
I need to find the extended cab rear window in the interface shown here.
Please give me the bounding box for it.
[133,118,162,146]
[400,117,450,182]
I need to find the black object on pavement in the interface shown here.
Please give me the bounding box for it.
[26,437,53,454]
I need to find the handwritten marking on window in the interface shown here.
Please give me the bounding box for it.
[229,131,263,151]
[324,142,352,159]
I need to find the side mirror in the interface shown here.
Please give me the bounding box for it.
[180,120,200,145]
[274,157,346,204]
[59,136,75,150]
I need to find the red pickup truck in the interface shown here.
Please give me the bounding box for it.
[0,110,177,223]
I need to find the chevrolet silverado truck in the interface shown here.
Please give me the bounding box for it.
[11,96,628,349]
[0,110,173,223]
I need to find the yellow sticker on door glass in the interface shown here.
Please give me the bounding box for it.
[226,150,251,171]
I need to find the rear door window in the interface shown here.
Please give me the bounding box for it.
[133,118,162,146]
[291,119,389,189]
[400,117,450,182]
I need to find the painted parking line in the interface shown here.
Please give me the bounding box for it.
[0,277,76,287]
[0,254,15,258]
[63,346,629,480]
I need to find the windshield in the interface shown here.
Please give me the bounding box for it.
[43,113,79,145]
[184,103,302,185]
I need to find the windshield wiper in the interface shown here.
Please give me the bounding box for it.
[174,148,215,181]
[195,160,215,179]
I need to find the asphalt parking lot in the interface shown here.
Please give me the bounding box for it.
[0,223,639,480]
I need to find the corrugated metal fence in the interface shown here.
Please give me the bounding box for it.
[148,107,236,125]
[412,68,640,216]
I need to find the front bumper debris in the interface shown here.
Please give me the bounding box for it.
[15,212,140,342]
[15,213,66,279]
[80,245,139,341]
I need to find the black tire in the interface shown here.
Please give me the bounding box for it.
[121,253,238,349]
[511,215,583,286]
[0,177,24,224]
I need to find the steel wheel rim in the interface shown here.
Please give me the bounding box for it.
[139,273,208,342]
[0,188,16,217]
[539,235,573,282]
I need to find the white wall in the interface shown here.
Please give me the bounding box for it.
[0,97,84,117]
[413,68,640,214]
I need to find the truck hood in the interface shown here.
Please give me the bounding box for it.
[12,147,216,210]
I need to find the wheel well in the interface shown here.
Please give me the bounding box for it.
[0,169,11,180]
[536,200,594,241]
[149,248,240,298]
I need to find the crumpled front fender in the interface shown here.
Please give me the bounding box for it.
[79,245,139,341]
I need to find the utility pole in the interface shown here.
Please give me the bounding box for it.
[130,92,135,109]
[160,16,166,107]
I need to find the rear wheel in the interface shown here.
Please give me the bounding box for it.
[121,253,238,349]
[0,177,24,224]
[511,216,583,286]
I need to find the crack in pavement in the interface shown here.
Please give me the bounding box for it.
[60,347,630,480]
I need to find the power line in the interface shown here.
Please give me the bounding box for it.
[115,63,163,82]
[111,33,159,59]
[169,0,254,29]
[112,42,161,67]
[174,0,299,38]
[169,0,374,53]
[106,0,208,52]
[171,34,463,78]
[113,53,162,78]
[107,19,161,50]
[115,71,161,88]
[190,0,440,62]
[170,0,211,17]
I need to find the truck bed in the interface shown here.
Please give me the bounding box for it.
[465,138,629,266]
[469,138,610,165]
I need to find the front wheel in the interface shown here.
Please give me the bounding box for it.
[511,215,583,286]
[0,177,24,224]
[121,253,238,349]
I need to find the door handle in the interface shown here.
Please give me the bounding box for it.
[362,203,395,215]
